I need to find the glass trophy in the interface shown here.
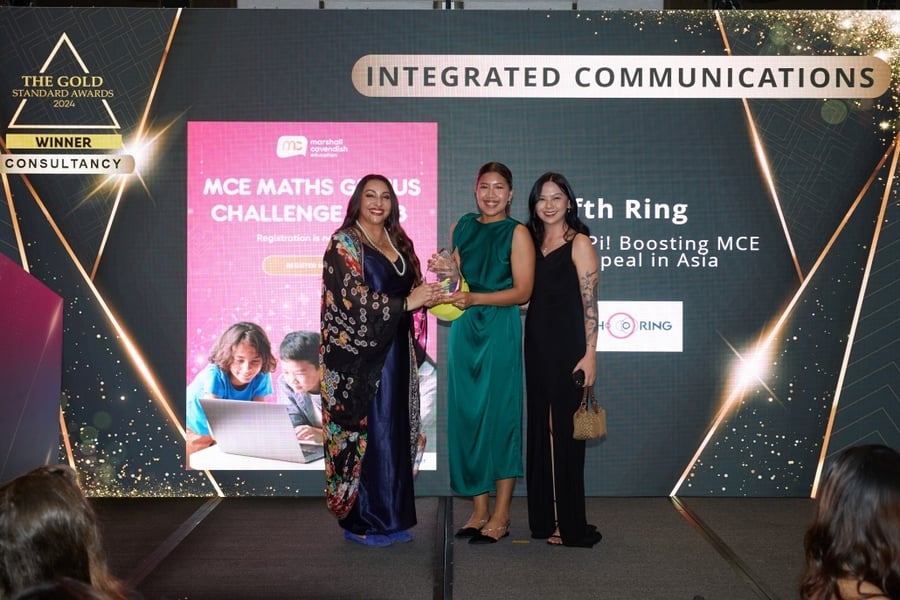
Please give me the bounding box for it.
[428,249,460,293]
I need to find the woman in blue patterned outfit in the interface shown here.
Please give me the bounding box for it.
[319,174,442,547]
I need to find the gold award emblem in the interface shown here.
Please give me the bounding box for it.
[3,33,134,175]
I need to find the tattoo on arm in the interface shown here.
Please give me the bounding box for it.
[580,268,599,350]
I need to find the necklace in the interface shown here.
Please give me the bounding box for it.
[541,239,562,255]
[355,220,407,276]
[541,226,570,256]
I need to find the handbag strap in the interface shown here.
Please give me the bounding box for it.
[585,387,598,409]
[580,386,598,409]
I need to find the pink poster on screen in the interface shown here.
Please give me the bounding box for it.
[187,120,438,369]
[185,121,439,470]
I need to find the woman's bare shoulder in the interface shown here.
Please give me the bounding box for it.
[835,578,889,600]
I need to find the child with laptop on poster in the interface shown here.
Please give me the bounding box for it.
[185,321,277,457]
[276,331,324,446]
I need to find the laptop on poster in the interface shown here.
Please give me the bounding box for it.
[199,398,324,464]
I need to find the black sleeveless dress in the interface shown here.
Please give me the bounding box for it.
[524,239,602,547]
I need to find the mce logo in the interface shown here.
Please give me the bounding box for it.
[276,135,308,158]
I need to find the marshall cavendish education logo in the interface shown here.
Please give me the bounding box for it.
[276,134,349,160]
[2,33,134,175]
[276,136,308,158]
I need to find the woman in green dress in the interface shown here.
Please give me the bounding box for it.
[444,162,535,544]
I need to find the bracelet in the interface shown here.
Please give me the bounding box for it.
[402,297,408,312]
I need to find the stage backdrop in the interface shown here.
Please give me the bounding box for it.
[1,8,897,497]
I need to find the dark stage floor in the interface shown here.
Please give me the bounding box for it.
[92,495,813,600]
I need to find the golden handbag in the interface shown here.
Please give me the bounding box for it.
[573,387,606,440]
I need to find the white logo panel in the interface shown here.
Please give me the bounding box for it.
[595,301,682,353]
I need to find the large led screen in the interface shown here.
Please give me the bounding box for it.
[0,8,897,497]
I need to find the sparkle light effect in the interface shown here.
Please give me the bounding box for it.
[82,9,225,497]
[725,341,777,402]
[720,11,900,139]
[2,9,224,497]
[88,114,185,280]
[664,9,900,497]
[714,10,804,283]
[5,167,222,493]
[87,7,185,282]
[671,137,898,497]
[810,140,898,498]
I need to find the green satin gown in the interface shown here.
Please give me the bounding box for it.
[448,213,524,495]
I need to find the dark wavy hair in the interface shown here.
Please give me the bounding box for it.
[800,444,900,600]
[339,174,423,284]
[0,465,128,600]
[475,162,514,216]
[208,321,277,374]
[526,171,590,250]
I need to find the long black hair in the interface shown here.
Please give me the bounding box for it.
[800,444,900,600]
[526,171,590,250]
[0,465,129,599]
[339,174,423,284]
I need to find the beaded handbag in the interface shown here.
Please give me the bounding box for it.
[573,387,606,440]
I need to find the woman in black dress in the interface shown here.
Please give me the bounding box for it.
[524,172,603,547]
